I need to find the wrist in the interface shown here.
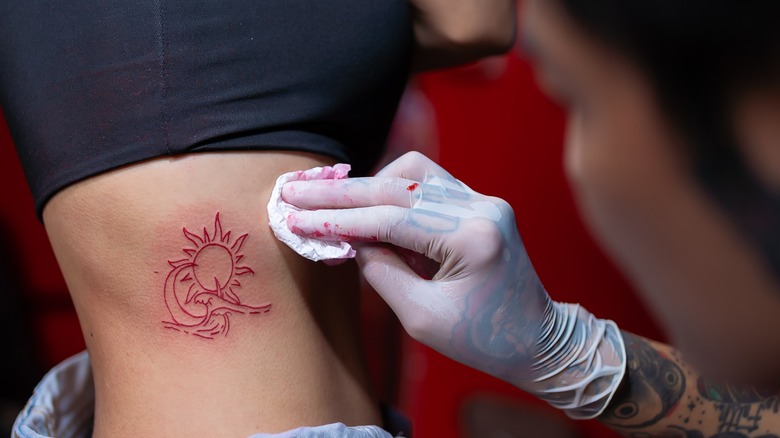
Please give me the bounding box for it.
[520,301,627,419]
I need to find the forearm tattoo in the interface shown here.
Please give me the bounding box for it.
[601,332,780,437]
[162,213,271,339]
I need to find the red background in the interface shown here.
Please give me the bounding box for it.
[0,51,665,436]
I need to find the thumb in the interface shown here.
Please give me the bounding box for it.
[356,243,458,336]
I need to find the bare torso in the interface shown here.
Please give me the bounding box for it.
[43,151,379,437]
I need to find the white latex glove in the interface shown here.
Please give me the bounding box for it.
[282,152,626,419]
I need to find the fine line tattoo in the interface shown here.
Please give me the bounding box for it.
[162,212,271,339]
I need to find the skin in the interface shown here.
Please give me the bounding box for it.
[409,0,517,71]
[603,332,780,438]
[44,152,379,437]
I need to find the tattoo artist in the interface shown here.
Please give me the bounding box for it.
[281,1,780,437]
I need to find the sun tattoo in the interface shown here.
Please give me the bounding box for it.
[162,212,271,339]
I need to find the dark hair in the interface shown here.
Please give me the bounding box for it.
[558,0,780,276]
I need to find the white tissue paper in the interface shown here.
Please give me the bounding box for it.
[267,164,356,262]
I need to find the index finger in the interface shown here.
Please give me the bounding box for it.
[288,206,460,262]
[283,177,424,210]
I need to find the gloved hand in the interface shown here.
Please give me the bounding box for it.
[282,152,626,419]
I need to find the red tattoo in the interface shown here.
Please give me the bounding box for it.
[162,213,271,339]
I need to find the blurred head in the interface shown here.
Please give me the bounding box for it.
[521,0,780,278]
[520,0,780,378]
[522,0,780,235]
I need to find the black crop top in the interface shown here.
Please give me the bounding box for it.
[0,0,412,217]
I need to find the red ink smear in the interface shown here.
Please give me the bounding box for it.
[286,214,304,233]
[289,223,328,239]
[407,183,419,191]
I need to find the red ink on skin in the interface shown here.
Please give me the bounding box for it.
[407,183,419,191]
[162,212,271,339]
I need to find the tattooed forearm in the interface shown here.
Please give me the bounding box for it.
[600,332,686,429]
[600,332,780,438]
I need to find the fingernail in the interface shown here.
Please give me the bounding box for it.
[282,181,307,202]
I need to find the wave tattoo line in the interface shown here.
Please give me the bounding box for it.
[162,212,271,339]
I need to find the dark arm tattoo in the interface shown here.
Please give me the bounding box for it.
[601,332,686,429]
[599,332,780,438]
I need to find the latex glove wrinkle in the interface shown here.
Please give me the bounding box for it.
[280,152,625,419]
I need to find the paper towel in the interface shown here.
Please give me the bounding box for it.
[267,164,356,262]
